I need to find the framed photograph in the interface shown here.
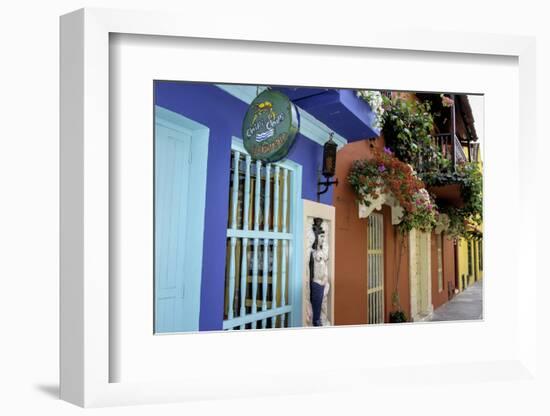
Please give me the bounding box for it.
[60,8,537,407]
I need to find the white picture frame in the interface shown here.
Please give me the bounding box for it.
[60,7,537,407]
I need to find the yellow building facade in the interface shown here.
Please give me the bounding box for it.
[456,237,483,291]
[456,145,483,292]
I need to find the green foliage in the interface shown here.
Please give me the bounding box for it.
[422,161,483,238]
[389,310,407,323]
[347,148,438,234]
[355,91,483,240]
[389,290,407,323]
[380,95,439,168]
[401,192,438,234]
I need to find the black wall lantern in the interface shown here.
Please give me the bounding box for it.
[317,132,339,200]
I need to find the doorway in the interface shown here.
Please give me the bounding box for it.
[409,229,433,321]
[154,106,209,333]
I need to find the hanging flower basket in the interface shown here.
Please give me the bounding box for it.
[348,148,438,233]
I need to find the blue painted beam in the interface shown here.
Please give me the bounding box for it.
[275,88,380,141]
[273,87,330,101]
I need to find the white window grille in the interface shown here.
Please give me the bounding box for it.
[367,212,384,324]
[223,141,297,330]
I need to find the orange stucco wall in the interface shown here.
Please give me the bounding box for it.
[332,137,411,325]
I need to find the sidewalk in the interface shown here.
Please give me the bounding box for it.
[430,280,483,321]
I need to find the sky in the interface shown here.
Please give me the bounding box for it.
[467,94,484,151]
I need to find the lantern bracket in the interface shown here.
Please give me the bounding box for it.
[317,131,339,201]
[317,177,339,200]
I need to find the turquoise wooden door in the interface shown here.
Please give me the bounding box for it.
[155,122,196,332]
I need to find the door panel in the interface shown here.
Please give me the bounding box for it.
[155,124,193,332]
[414,231,430,317]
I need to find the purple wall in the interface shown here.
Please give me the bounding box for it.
[155,81,333,330]
[274,87,380,140]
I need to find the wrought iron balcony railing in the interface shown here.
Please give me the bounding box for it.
[434,132,467,163]
[414,133,478,175]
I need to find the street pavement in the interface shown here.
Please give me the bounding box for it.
[430,280,483,321]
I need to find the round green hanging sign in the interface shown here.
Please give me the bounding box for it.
[242,90,299,163]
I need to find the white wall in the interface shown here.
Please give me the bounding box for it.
[1,1,548,415]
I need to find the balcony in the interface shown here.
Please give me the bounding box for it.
[415,133,480,209]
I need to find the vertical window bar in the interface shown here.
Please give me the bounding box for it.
[367,213,384,324]
[379,216,382,323]
[380,215,384,323]
[382,237,385,320]
[239,155,251,329]
[382,214,385,323]
[227,151,240,321]
[376,292,379,324]
[437,234,443,292]
[372,215,380,324]
[380,292,383,323]
[272,166,280,326]
[370,294,372,324]
[261,164,271,329]
[375,245,379,323]
[378,251,381,323]
[369,293,373,324]
[251,160,261,329]
[368,216,372,323]
[280,168,288,327]
[373,215,378,250]
[373,292,380,324]
[376,213,379,244]
[378,216,381,323]
[375,217,379,323]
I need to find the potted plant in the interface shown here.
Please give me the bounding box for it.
[389,309,408,323]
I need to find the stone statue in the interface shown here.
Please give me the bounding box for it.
[306,217,330,326]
